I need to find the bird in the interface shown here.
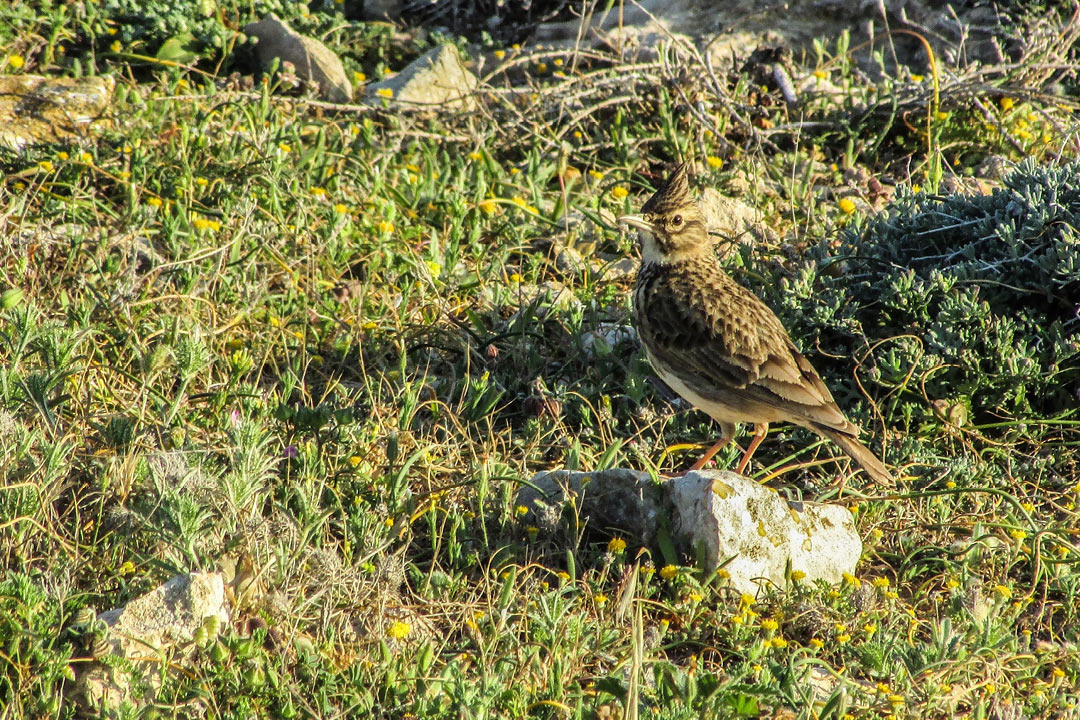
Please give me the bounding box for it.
[617,162,891,483]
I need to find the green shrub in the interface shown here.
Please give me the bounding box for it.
[766,159,1079,437]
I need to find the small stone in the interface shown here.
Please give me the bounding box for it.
[518,469,861,596]
[245,13,352,102]
[77,572,230,711]
[365,44,477,109]
[668,471,861,594]
[0,75,115,151]
[580,323,637,357]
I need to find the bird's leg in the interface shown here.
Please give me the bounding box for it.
[735,423,770,475]
[687,422,737,472]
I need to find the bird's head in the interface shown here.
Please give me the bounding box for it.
[617,162,709,264]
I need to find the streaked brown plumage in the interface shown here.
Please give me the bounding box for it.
[618,162,891,483]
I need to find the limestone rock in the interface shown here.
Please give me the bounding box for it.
[517,469,861,595]
[245,13,352,102]
[580,323,637,357]
[519,469,664,543]
[365,44,477,109]
[0,75,114,151]
[77,572,230,711]
[699,188,772,251]
[668,471,860,593]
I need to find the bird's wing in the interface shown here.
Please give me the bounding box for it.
[635,265,852,432]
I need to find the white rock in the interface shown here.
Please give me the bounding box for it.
[0,75,115,151]
[518,469,861,596]
[365,44,477,109]
[245,13,352,102]
[78,572,230,711]
[580,323,637,357]
[668,471,860,594]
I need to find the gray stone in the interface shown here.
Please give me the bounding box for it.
[668,471,860,593]
[517,469,861,595]
[519,469,665,542]
[0,75,114,151]
[699,188,771,251]
[77,572,230,711]
[365,44,477,109]
[245,13,352,103]
[580,323,637,357]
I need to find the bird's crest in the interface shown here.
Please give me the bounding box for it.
[641,162,694,216]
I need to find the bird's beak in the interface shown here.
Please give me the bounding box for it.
[617,214,653,234]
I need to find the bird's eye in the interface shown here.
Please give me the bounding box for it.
[671,215,683,226]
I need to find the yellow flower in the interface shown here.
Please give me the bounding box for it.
[508,273,523,283]
[146,196,163,208]
[842,572,860,586]
[659,564,678,580]
[945,480,956,488]
[536,62,547,73]
[771,637,787,648]
[468,151,483,161]
[278,142,292,153]
[353,71,366,83]
[809,638,824,649]
[7,54,25,69]
[556,571,570,581]
[478,199,497,215]
[376,220,394,233]
[493,49,506,60]
[999,96,1014,111]
[994,584,1012,599]
[836,634,850,644]
[348,456,362,467]
[118,561,135,576]
[387,621,410,639]
[192,217,221,233]
[593,593,608,606]
[515,505,528,516]
[813,69,827,79]
[910,73,924,82]
[311,187,327,197]
[936,110,949,121]
[607,537,627,553]
[425,260,442,278]
[790,570,806,581]
[375,87,394,98]
[688,592,702,603]
[873,577,890,588]
[838,197,857,215]
[588,169,605,181]
[1010,529,1027,541]
[194,176,208,187]
[706,156,723,169]
[333,203,349,214]
[611,186,629,200]
[509,167,520,175]
[511,196,527,208]
[79,152,93,163]
[38,160,54,172]
[110,40,122,53]
[760,618,778,631]
[57,152,69,161]
[863,623,877,636]
[1053,667,1066,679]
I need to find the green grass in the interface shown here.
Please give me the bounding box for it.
[2,3,1080,718]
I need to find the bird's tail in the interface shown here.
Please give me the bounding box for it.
[814,425,893,485]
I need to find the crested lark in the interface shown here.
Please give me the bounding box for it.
[618,162,891,483]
